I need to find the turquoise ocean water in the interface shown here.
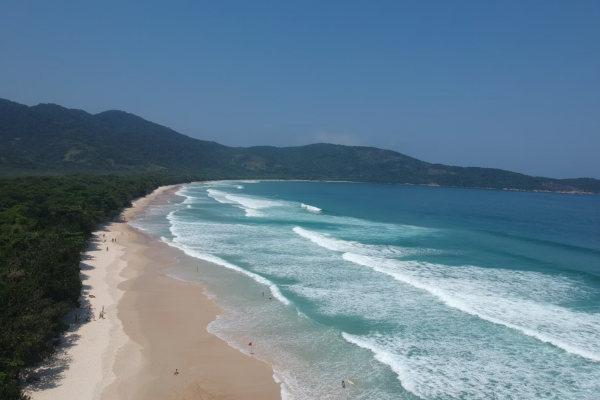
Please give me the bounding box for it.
[131,181,600,399]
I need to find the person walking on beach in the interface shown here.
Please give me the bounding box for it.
[174,369,179,376]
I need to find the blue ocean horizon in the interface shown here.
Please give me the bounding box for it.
[131,181,600,399]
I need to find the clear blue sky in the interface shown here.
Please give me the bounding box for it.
[1,1,599,178]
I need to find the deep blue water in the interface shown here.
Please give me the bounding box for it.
[131,181,600,400]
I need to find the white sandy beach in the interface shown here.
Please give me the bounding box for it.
[22,186,173,400]
[23,185,280,400]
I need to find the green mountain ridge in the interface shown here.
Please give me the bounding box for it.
[1,98,598,194]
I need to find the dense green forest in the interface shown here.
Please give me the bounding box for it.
[1,98,598,194]
[0,173,202,399]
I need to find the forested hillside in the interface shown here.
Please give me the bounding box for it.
[1,98,599,194]
[0,173,202,399]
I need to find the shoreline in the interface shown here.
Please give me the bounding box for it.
[24,184,281,400]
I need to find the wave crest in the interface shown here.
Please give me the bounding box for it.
[342,252,600,362]
[293,227,429,257]
[301,203,322,212]
[207,189,282,217]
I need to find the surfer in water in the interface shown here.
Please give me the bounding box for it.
[342,380,346,388]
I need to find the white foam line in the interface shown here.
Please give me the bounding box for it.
[343,252,600,363]
[293,226,426,258]
[175,185,199,205]
[206,189,237,204]
[160,236,290,305]
[300,203,322,212]
[206,189,281,217]
[341,332,417,395]
[175,185,191,198]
